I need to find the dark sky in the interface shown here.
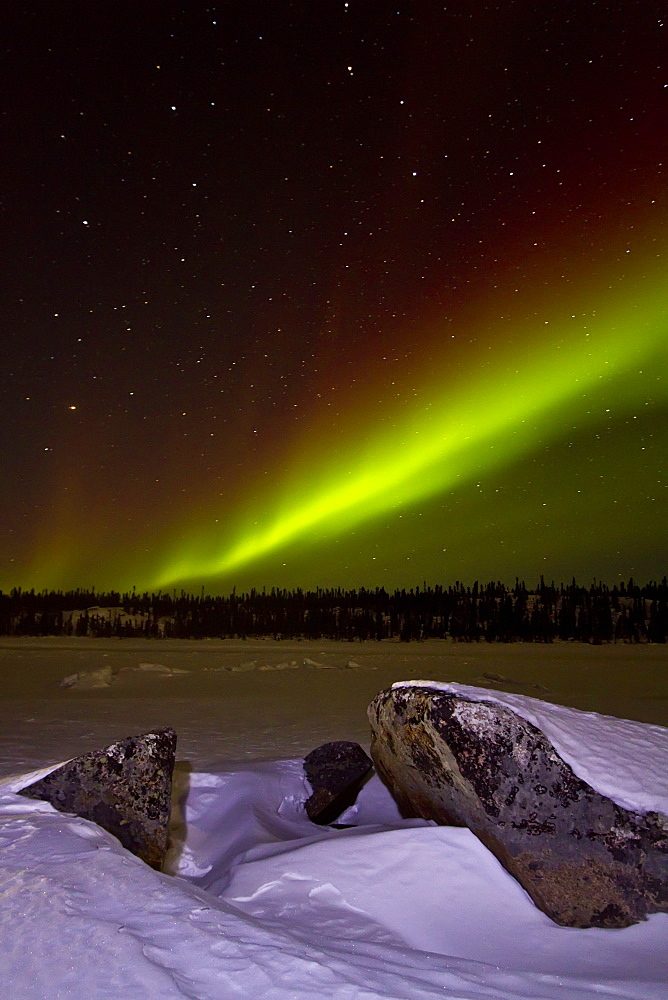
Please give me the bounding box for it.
[1,1,667,594]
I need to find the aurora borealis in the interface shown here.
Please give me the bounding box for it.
[1,2,666,595]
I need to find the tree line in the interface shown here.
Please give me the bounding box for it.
[1,577,667,643]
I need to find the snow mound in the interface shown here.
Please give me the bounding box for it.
[134,662,190,675]
[230,660,258,672]
[203,657,372,673]
[59,665,115,689]
[136,662,172,673]
[60,662,191,687]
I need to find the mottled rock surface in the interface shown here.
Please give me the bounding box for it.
[19,728,177,870]
[368,686,668,928]
[304,741,373,824]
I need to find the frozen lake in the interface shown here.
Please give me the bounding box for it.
[1,636,666,778]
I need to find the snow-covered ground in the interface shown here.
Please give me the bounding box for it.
[1,638,667,999]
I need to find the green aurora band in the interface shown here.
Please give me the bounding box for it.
[155,264,667,591]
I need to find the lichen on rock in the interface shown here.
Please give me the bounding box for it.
[18,727,177,870]
[368,685,668,928]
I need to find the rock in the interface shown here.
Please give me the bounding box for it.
[304,741,373,824]
[19,728,177,870]
[368,685,668,928]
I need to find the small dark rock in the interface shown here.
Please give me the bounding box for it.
[368,685,668,928]
[304,741,373,825]
[19,727,177,870]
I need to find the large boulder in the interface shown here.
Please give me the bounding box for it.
[18,728,177,870]
[368,685,668,928]
[304,741,373,824]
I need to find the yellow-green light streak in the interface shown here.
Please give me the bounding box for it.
[156,270,667,589]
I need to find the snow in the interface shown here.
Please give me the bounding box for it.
[62,661,190,687]
[60,664,115,688]
[1,638,667,999]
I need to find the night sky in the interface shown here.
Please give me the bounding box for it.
[2,1,667,595]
